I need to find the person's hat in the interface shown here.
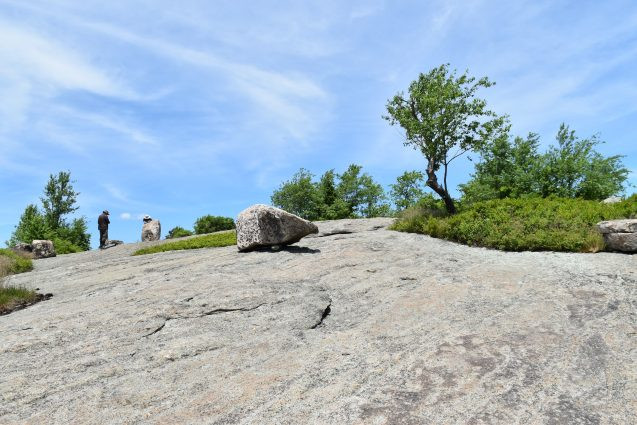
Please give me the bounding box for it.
[143,214,151,220]
[103,210,110,215]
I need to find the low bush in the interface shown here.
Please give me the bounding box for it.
[392,195,637,252]
[0,249,36,313]
[133,231,236,256]
[193,215,235,234]
[166,226,194,239]
[0,249,34,277]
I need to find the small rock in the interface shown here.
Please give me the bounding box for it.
[142,220,161,242]
[601,196,623,204]
[236,204,318,251]
[31,240,56,258]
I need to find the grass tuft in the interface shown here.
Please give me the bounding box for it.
[0,249,37,313]
[391,195,637,252]
[132,231,237,256]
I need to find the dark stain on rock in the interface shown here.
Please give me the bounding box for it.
[544,394,600,425]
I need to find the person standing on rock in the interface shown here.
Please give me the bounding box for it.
[98,210,110,249]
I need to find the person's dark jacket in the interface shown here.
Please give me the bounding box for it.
[98,213,110,231]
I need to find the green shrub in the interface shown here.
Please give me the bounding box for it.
[51,238,84,254]
[193,215,235,234]
[391,196,637,252]
[133,231,236,255]
[166,226,194,239]
[0,249,34,276]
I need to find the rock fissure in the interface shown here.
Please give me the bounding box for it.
[142,304,265,337]
[310,300,332,329]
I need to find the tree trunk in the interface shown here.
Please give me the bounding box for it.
[425,161,457,214]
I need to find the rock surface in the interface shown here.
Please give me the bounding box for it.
[141,220,161,242]
[1,218,635,424]
[601,196,623,204]
[236,204,318,251]
[30,239,56,258]
[597,219,637,252]
[597,219,637,234]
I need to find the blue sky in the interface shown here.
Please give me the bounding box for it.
[1,0,636,247]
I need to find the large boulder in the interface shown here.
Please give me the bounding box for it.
[597,219,637,252]
[141,220,161,242]
[236,204,318,251]
[31,240,56,259]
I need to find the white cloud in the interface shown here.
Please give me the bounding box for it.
[120,212,131,220]
[0,21,133,99]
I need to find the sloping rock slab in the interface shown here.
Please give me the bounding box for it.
[236,204,318,251]
[1,218,636,424]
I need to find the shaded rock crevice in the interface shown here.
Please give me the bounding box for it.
[310,299,332,329]
[143,303,265,337]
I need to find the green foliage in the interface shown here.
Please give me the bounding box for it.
[7,205,51,247]
[133,231,236,256]
[8,171,90,253]
[271,168,323,220]
[271,165,390,220]
[392,196,637,252]
[461,124,629,203]
[41,171,79,230]
[384,64,508,213]
[0,286,39,312]
[0,249,34,276]
[390,171,426,211]
[166,226,194,239]
[337,164,391,218]
[50,238,84,254]
[193,215,235,234]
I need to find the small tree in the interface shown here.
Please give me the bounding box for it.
[461,124,629,202]
[166,226,194,239]
[193,215,235,234]
[390,171,426,211]
[384,64,508,214]
[8,171,90,252]
[271,168,322,220]
[41,171,80,230]
[317,170,350,220]
[337,164,390,218]
[539,124,628,199]
[7,204,51,247]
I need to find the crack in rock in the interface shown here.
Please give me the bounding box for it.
[143,304,265,338]
[310,300,332,329]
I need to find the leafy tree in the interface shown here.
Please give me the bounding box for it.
[390,171,427,211]
[460,132,542,202]
[7,205,51,247]
[337,165,390,218]
[166,226,194,239]
[461,124,629,202]
[317,170,350,220]
[41,171,80,230]
[271,165,390,220]
[270,169,323,220]
[384,64,508,213]
[193,215,235,234]
[538,124,628,199]
[7,171,90,253]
